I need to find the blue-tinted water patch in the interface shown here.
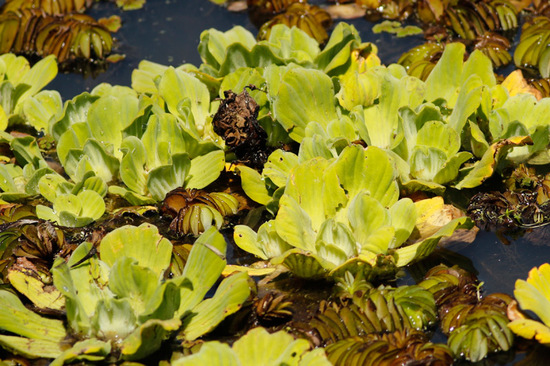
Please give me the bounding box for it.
[47,1,425,99]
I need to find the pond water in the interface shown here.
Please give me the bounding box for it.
[8,0,550,364]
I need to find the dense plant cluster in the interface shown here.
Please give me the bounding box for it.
[0,3,550,363]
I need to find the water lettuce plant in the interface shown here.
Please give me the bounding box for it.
[1,16,549,364]
[235,145,471,280]
[173,327,330,366]
[45,82,225,205]
[35,189,105,227]
[192,23,550,195]
[0,53,58,131]
[0,224,251,363]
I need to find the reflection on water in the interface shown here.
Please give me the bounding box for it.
[454,226,550,296]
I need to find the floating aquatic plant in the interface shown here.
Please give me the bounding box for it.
[324,329,453,366]
[212,88,270,170]
[234,145,472,280]
[0,53,57,131]
[252,292,294,326]
[1,0,93,15]
[312,285,437,337]
[172,326,331,365]
[514,16,550,78]
[46,82,225,205]
[419,264,515,362]
[397,42,444,81]
[467,164,550,230]
[197,22,362,78]
[257,2,333,44]
[0,9,115,64]
[161,188,240,236]
[0,224,251,363]
[35,189,105,227]
[298,283,449,366]
[0,16,547,364]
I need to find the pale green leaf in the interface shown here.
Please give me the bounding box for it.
[176,227,227,316]
[233,327,310,365]
[0,104,7,131]
[198,26,257,72]
[316,219,357,258]
[121,318,181,360]
[315,22,361,75]
[186,150,224,189]
[100,223,173,279]
[262,149,299,188]
[120,137,148,196]
[77,190,105,221]
[108,257,159,315]
[0,335,63,359]
[91,298,137,341]
[334,145,399,207]
[51,339,111,366]
[410,146,447,181]
[233,225,267,260]
[172,342,238,366]
[284,157,346,230]
[87,94,139,158]
[158,68,210,132]
[38,173,73,202]
[22,90,62,131]
[275,195,317,252]
[389,198,417,247]
[271,68,338,142]
[0,290,66,341]
[17,55,57,103]
[238,166,272,205]
[147,153,191,201]
[182,272,251,341]
[266,24,320,64]
[51,93,99,140]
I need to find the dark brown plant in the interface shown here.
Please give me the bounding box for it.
[528,77,550,98]
[474,32,512,68]
[252,292,294,326]
[212,88,271,170]
[467,165,550,230]
[0,216,75,284]
[246,0,304,27]
[0,9,114,64]
[256,2,333,44]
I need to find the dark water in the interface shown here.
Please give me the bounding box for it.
[4,0,550,364]
[46,0,426,99]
